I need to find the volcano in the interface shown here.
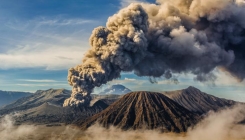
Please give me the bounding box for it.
[78,91,200,132]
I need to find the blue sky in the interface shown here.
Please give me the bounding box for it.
[0,0,245,102]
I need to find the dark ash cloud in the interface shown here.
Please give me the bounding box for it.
[64,0,245,107]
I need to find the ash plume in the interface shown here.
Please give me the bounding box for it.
[64,0,245,107]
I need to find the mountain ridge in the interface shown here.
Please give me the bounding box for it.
[163,86,237,114]
[0,88,116,124]
[0,90,32,107]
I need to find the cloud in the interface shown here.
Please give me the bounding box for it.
[215,68,244,86]
[72,104,245,140]
[0,105,244,140]
[16,83,68,87]
[120,0,147,8]
[36,18,94,26]
[0,16,99,70]
[185,104,245,140]
[0,47,85,70]
[124,77,136,81]
[17,79,58,83]
[0,115,36,140]
[0,115,81,140]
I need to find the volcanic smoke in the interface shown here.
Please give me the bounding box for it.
[63,0,245,107]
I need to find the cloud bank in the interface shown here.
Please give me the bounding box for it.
[0,105,244,140]
[62,104,245,140]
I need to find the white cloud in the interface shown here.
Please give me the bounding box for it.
[0,46,86,70]
[215,68,244,86]
[17,79,59,83]
[124,77,136,81]
[16,83,68,87]
[120,0,147,8]
[36,18,94,26]
[0,17,98,70]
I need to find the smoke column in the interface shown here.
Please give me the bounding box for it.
[64,0,245,107]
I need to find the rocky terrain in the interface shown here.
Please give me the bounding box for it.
[0,90,32,107]
[163,86,237,114]
[13,100,109,124]
[0,89,71,115]
[0,86,240,128]
[0,88,122,116]
[78,91,200,132]
[0,89,112,124]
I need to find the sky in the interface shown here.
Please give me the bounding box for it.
[0,0,245,102]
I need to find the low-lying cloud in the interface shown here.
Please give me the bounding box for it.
[0,115,36,140]
[1,105,245,140]
[84,105,245,140]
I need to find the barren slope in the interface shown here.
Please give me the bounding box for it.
[78,91,199,132]
[163,86,236,114]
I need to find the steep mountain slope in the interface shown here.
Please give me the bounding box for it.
[0,89,112,124]
[78,91,199,132]
[0,89,71,115]
[0,90,32,107]
[163,86,236,114]
[98,84,131,95]
[13,100,109,124]
[1,84,127,114]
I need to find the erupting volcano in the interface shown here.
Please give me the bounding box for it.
[77,91,200,132]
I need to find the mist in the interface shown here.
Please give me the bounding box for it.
[0,114,82,140]
[0,105,244,140]
[0,115,36,140]
[83,105,245,140]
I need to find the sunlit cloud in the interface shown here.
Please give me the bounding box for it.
[36,18,94,26]
[0,46,86,70]
[0,16,100,70]
[17,79,59,83]
[124,77,136,81]
[16,83,68,87]
[120,0,147,8]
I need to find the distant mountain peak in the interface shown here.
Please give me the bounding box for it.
[186,86,199,90]
[98,84,131,95]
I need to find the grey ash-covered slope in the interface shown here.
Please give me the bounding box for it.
[0,90,32,107]
[78,91,199,132]
[0,89,71,115]
[98,84,131,95]
[0,89,110,124]
[163,86,236,114]
[2,88,117,110]
[13,100,109,124]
